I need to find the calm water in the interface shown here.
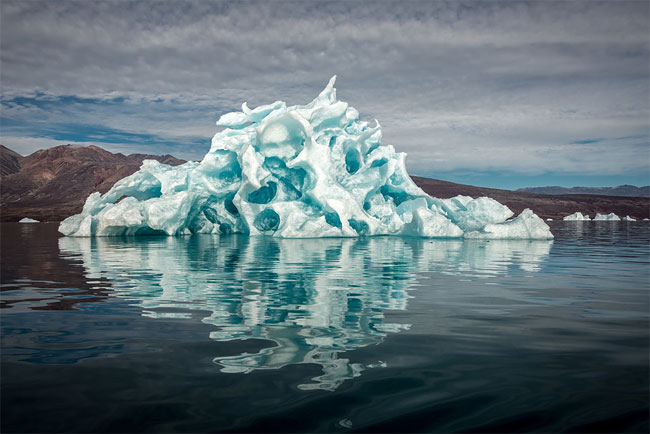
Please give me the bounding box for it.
[1,222,648,433]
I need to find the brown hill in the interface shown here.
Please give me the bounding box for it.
[0,145,24,176]
[0,145,185,222]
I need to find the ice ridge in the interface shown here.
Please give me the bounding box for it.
[59,77,552,239]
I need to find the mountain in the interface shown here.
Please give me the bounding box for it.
[0,145,24,176]
[516,185,650,197]
[0,145,185,222]
[1,144,648,222]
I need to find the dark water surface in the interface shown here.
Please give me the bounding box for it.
[1,222,648,433]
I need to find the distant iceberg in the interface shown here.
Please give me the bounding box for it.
[622,215,636,221]
[563,212,591,221]
[19,218,39,223]
[59,77,552,239]
[594,213,621,221]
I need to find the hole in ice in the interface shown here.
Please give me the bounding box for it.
[264,157,306,200]
[254,208,280,232]
[219,222,233,234]
[264,156,285,170]
[380,185,410,206]
[389,171,405,185]
[217,161,242,183]
[302,196,322,216]
[224,193,239,215]
[247,181,277,204]
[203,207,218,223]
[348,218,369,235]
[134,227,166,236]
[279,178,302,200]
[325,212,342,228]
[345,149,361,174]
[370,158,388,168]
[110,184,162,203]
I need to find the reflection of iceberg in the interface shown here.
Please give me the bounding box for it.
[59,235,551,390]
[59,77,552,239]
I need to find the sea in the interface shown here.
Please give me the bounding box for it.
[1,222,648,433]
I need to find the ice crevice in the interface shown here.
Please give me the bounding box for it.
[59,76,553,240]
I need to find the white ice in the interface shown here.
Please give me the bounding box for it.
[594,213,621,221]
[59,77,552,240]
[19,218,39,223]
[622,215,636,221]
[563,212,591,221]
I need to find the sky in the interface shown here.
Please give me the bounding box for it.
[1,0,648,190]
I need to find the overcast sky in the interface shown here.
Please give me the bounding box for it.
[1,0,648,189]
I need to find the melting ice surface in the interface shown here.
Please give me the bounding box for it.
[58,235,552,391]
[59,77,552,239]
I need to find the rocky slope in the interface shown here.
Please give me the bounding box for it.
[0,145,185,222]
[0,145,24,176]
[1,144,648,222]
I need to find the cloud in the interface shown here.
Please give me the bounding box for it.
[1,0,648,184]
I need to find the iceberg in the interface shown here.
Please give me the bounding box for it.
[594,213,621,221]
[59,77,552,240]
[563,212,591,221]
[19,218,39,223]
[622,215,636,221]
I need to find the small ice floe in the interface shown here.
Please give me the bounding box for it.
[622,215,636,221]
[594,213,621,221]
[563,212,590,221]
[19,218,39,223]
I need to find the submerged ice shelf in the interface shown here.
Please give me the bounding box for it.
[59,77,552,239]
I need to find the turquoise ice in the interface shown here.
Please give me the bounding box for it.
[59,77,552,239]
